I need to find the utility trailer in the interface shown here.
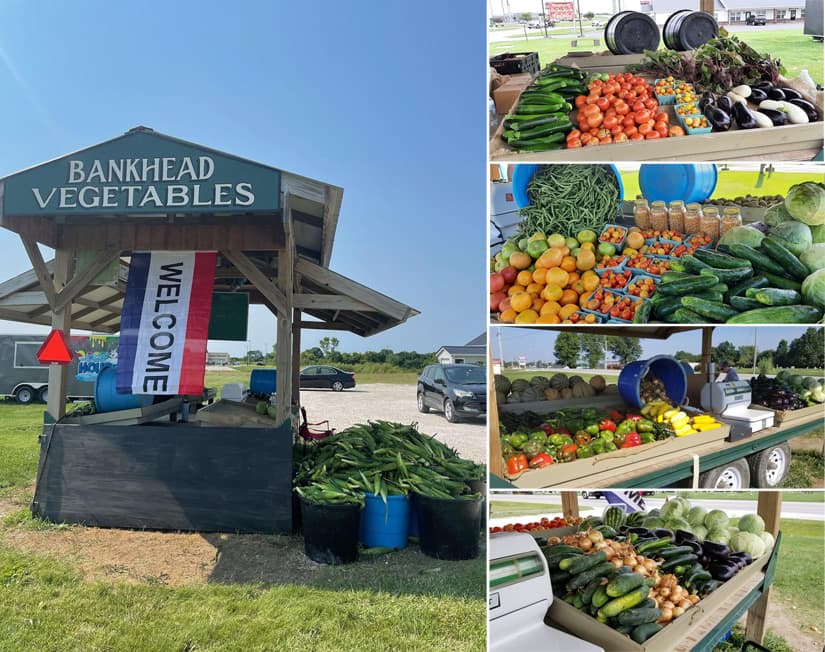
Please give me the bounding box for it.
[0,333,118,403]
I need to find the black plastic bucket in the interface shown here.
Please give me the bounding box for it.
[467,479,487,533]
[415,494,482,560]
[663,10,718,51]
[300,497,361,564]
[604,11,660,55]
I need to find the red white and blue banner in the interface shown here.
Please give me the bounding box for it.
[117,251,216,395]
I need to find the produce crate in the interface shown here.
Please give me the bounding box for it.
[625,274,658,298]
[490,51,540,76]
[756,402,824,426]
[546,542,773,652]
[563,309,606,324]
[598,224,628,250]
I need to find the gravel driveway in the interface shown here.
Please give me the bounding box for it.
[298,383,486,463]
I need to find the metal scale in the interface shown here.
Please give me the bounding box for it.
[489,532,603,652]
[700,364,775,441]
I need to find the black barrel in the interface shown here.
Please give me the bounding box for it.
[663,10,719,51]
[604,11,660,55]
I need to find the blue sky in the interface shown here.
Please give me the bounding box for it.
[493,326,823,366]
[0,1,486,356]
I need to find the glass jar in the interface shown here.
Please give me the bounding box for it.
[700,206,720,243]
[633,198,651,230]
[721,206,743,237]
[684,202,702,234]
[668,200,686,234]
[650,200,669,231]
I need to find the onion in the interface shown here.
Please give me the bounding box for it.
[659,607,673,623]
[662,600,675,610]
[643,559,658,573]
[611,559,623,568]
[679,599,692,610]
[688,594,700,605]
[658,587,671,598]
[672,606,684,618]
[603,547,615,560]
[579,538,593,551]
[594,540,608,550]
[588,530,604,543]
[623,556,636,566]
[634,564,647,575]
[548,537,561,545]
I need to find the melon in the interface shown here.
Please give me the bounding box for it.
[256,401,269,415]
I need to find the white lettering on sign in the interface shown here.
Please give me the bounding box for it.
[33,155,259,211]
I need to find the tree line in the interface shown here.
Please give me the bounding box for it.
[550,333,643,369]
[677,328,824,370]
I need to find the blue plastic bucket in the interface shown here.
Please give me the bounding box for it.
[511,164,625,210]
[93,365,153,413]
[249,368,277,395]
[359,493,409,549]
[638,164,718,204]
[618,355,688,409]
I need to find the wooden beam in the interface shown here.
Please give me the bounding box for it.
[298,320,356,331]
[292,293,377,312]
[20,235,55,307]
[275,197,295,425]
[0,308,103,332]
[744,491,782,644]
[53,249,120,312]
[561,492,580,520]
[0,291,48,307]
[291,308,301,406]
[46,249,73,421]
[700,326,714,376]
[489,344,505,478]
[222,250,288,315]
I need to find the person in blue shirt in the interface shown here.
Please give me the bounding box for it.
[719,360,740,382]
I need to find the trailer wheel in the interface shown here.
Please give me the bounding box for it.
[38,387,48,403]
[699,458,750,489]
[747,443,791,488]
[14,386,36,405]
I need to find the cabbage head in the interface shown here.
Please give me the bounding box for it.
[666,517,692,533]
[802,269,825,311]
[718,225,766,248]
[759,531,775,552]
[785,182,825,226]
[687,506,708,527]
[706,528,730,545]
[731,531,766,557]
[737,513,765,534]
[811,224,825,244]
[764,201,793,227]
[660,498,686,521]
[704,509,730,531]
[800,243,825,274]
[692,524,708,542]
[771,221,813,256]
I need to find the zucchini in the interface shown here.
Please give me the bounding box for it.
[544,551,583,569]
[680,297,739,322]
[656,274,719,296]
[726,305,823,324]
[633,301,653,324]
[684,569,712,590]
[566,561,615,592]
[640,598,657,609]
[598,584,650,618]
[693,248,751,269]
[504,112,568,130]
[726,243,786,276]
[653,296,684,320]
[635,537,673,554]
[661,271,693,283]
[614,624,635,635]
[761,236,809,280]
[680,253,712,274]
[560,549,607,574]
[617,606,663,626]
[631,623,663,644]
[660,553,698,571]
[673,308,707,323]
[657,545,696,559]
[730,295,763,311]
[760,271,803,292]
[591,584,610,608]
[504,121,573,140]
[606,572,645,597]
[690,290,726,304]
[510,141,565,152]
[698,265,753,284]
[750,288,802,306]
[727,274,769,301]
[571,592,585,609]
[550,569,571,585]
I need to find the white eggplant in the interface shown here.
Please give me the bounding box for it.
[758,99,809,124]
[726,91,748,105]
[731,85,752,99]
[751,110,774,128]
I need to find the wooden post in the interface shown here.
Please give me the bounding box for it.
[700,326,714,376]
[699,0,714,14]
[744,491,782,643]
[46,249,73,421]
[489,344,505,478]
[561,491,579,520]
[291,308,301,406]
[275,199,294,425]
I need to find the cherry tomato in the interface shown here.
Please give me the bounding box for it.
[603,115,619,130]
[645,130,661,139]
[574,95,587,108]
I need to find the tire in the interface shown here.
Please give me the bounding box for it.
[14,386,35,405]
[38,387,48,404]
[417,392,430,413]
[699,458,750,489]
[747,443,791,488]
[331,381,344,392]
[444,399,459,423]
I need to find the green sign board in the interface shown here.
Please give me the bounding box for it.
[208,292,249,341]
[0,128,281,217]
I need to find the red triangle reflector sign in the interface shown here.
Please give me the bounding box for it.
[36,330,73,365]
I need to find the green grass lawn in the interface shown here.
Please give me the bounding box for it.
[650,491,825,503]
[0,404,42,497]
[490,500,593,519]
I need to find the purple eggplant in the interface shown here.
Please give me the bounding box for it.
[790,98,819,121]
[705,105,732,131]
[757,109,788,126]
[709,561,739,581]
[716,96,734,113]
[729,551,753,566]
[780,87,803,101]
[767,88,787,101]
[702,540,730,560]
[749,87,768,103]
[732,102,759,129]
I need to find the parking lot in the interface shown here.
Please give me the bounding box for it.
[298,383,486,463]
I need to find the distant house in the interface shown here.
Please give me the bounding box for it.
[642,0,805,24]
[436,333,486,365]
[206,351,231,366]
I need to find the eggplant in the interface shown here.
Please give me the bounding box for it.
[702,540,730,559]
[716,96,734,113]
[729,551,753,566]
[709,561,739,582]
[700,579,723,594]
[675,529,699,544]
[754,80,775,91]
[732,102,759,129]
[780,87,803,101]
[758,108,789,126]
[627,526,652,537]
[705,105,732,131]
[767,88,787,101]
[653,528,675,542]
[790,98,819,121]
[749,87,768,103]
[682,540,703,555]
[749,221,770,234]
[699,92,716,112]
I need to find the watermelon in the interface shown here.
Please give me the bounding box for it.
[603,505,628,530]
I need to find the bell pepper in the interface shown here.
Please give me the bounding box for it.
[529,453,554,469]
[616,420,636,435]
[556,426,571,436]
[597,418,616,433]
[549,433,574,448]
[510,433,529,449]
[620,432,642,448]
[506,454,528,475]
[522,439,544,459]
[530,430,547,441]
[501,443,516,458]
[576,444,594,459]
[540,422,555,435]
[560,443,578,462]
[608,409,624,422]
[624,414,642,422]
[584,423,600,436]
[574,430,592,446]
[599,429,615,442]
[591,439,606,455]
[636,418,655,433]
[640,431,655,444]
[604,440,618,452]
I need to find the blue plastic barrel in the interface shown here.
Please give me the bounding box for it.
[359,493,409,549]
[638,164,718,204]
[511,164,625,210]
[249,368,277,395]
[618,355,688,409]
[680,361,695,375]
[94,365,153,413]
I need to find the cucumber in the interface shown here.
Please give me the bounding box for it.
[504,112,568,130]
[680,297,739,322]
[661,271,693,283]
[617,606,663,626]
[711,282,729,295]
[726,243,786,276]
[680,253,712,274]
[598,584,650,618]
[633,301,653,324]
[510,140,565,152]
[560,549,607,574]
[673,308,707,323]
[657,545,696,559]
[606,572,645,597]
[544,551,584,569]
[760,271,803,292]
[614,624,635,635]
[693,248,751,269]
[726,305,823,324]
[761,236,808,280]
[550,569,571,585]
[653,296,684,319]
[656,274,719,296]
[698,265,753,284]
[591,584,610,608]
[566,561,616,592]
[505,120,573,140]
[581,576,605,606]
[660,553,698,571]
[635,537,673,554]
[730,295,763,311]
[631,623,663,644]
[751,288,802,306]
[640,598,657,609]
[544,544,584,556]
[669,260,687,272]
[607,567,635,581]
[727,274,769,301]
[690,290,725,304]
[684,569,713,590]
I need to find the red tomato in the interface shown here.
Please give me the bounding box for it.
[638,122,653,135]
[597,128,611,139]
[605,107,616,118]
[634,84,647,95]
[580,133,593,144]
[632,100,646,113]
[643,97,658,111]
[669,125,686,137]
[567,139,583,148]
[622,115,636,128]
[490,273,505,293]
[582,104,601,117]
[598,135,612,144]
[624,124,638,136]
[614,101,630,115]
[596,96,609,111]
[654,121,668,137]
[635,109,652,124]
[655,112,669,124]
[603,115,619,130]
[610,125,623,136]
[614,132,629,143]
[630,133,644,140]
[604,93,616,106]
[645,130,661,139]
[585,138,600,146]
[574,95,587,108]
[567,129,582,141]
[586,113,603,128]
[586,93,600,105]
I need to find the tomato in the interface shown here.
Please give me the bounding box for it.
[634,84,647,95]
[669,125,686,137]
[632,100,646,113]
[597,128,611,139]
[645,130,661,139]
[582,104,601,117]
[654,121,668,137]
[596,96,609,111]
[638,122,653,135]
[643,97,658,111]
[590,79,604,89]
[574,95,587,108]
[586,93,600,105]
[590,128,599,136]
[610,125,623,136]
[613,132,629,143]
[655,112,669,124]
[586,113,603,128]
[624,124,638,136]
[622,115,636,128]
[567,139,583,148]
[605,108,616,119]
[630,132,644,140]
[567,129,582,141]
[580,132,593,144]
[604,93,616,106]
[598,135,612,144]
[585,138,600,146]
[614,100,630,115]
[603,115,619,130]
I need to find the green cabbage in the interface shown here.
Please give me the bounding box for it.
[764,201,793,227]
[666,517,692,533]
[687,506,708,527]
[718,225,766,248]
[731,531,766,557]
[811,224,825,244]
[802,269,825,310]
[706,528,730,545]
[785,182,825,226]
[660,498,686,521]
[759,531,775,552]
[800,243,825,274]
[771,221,813,256]
[737,513,765,534]
[704,509,730,531]
[642,516,664,529]
[692,524,708,542]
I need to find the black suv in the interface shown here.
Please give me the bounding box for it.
[417,363,487,423]
[746,15,766,25]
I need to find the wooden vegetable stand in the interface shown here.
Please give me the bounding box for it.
[0,127,418,533]
[489,326,823,489]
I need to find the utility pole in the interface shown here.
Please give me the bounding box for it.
[576,0,584,36]
[497,327,505,369]
[540,0,549,37]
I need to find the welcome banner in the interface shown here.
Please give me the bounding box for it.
[117,251,216,395]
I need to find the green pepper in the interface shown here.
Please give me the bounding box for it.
[522,439,544,458]
[637,419,655,433]
[591,439,606,455]
[604,441,618,453]
[599,430,615,442]
[510,433,529,449]
[640,431,655,444]
[501,443,515,457]
[616,420,636,436]
[576,444,594,459]
[529,430,547,442]
[574,431,592,447]
[527,239,549,258]
[584,423,600,436]
[549,433,574,448]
